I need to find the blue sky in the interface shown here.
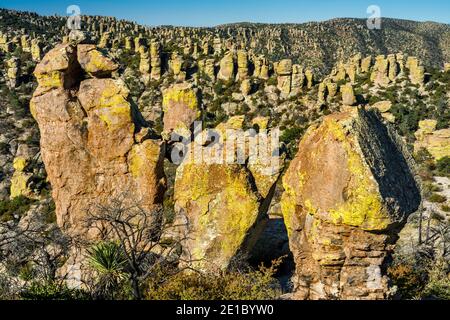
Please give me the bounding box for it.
[1,0,449,26]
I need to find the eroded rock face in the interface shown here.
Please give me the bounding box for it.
[174,117,283,271]
[31,41,166,240]
[281,108,420,300]
[217,51,235,81]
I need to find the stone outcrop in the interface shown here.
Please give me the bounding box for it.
[174,117,283,271]
[361,56,372,73]
[77,44,118,77]
[305,69,314,89]
[414,120,450,160]
[291,64,305,95]
[406,57,425,85]
[217,51,235,81]
[150,40,162,80]
[31,39,166,241]
[31,39,42,61]
[371,55,390,87]
[445,63,450,72]
[277,59,292,96]
[170,52,185,81]
[370,101,395,123]
[281,108,421,300]
[237,50,249,80]
[162,82,201,139]
[10,156,33,199]
[6,57,19,88]
[340,83,356,106]
[139,46,151,83]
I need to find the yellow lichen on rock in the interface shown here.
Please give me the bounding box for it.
[414,120,450,160]
[13,157,27,171]
[175,162,260,270]
[10,157,32,199]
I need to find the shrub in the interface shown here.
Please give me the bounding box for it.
[435,157,450,176]
[145,261,282,300]
[0,196,34,222]
[20,281,89,300]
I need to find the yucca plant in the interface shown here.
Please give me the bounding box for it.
[87,241,128,299]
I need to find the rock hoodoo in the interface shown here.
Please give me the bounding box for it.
[30,37,166,240]
[414,120,450,160]
[174,117,283,271]
[281,108,421,299]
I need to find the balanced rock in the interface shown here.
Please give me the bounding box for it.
[281,108,420,300]
[277,59,293,96]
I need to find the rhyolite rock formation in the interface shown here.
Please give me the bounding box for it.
[281,108,421,300]
[30,36,166,241]
[162,82,201,139]
[174,116,283,271]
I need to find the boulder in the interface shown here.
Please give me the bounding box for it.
[414,120,450,160]
[174,117,283,271]
[30,42,167,283]
[77,44,118,77]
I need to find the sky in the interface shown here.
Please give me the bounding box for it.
[0,0,449,27]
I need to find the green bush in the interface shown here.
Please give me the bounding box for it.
[20,281,89,300]
[145,261,282,300]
